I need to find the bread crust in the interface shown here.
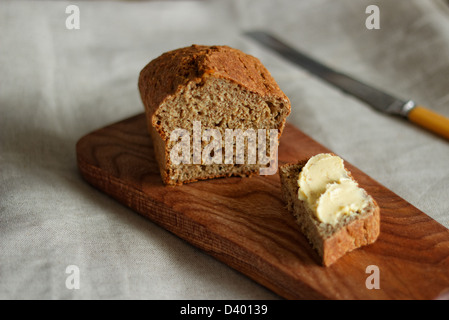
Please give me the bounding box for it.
[279,160,380,266]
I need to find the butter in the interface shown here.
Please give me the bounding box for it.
[298,153,370,225]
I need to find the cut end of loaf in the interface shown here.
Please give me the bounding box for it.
[154,77,289,139]
[279,160,380,266]
[155,77,289,185]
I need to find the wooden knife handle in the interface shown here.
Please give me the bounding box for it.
[408,106,449,140]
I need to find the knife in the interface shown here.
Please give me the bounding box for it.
[245,31,449,141]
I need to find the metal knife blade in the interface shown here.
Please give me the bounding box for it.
[245,30,414,117]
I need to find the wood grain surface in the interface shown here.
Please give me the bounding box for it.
[76,113,449,300]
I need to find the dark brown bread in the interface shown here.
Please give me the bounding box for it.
[139,45,291,185]
[279,161,380,266]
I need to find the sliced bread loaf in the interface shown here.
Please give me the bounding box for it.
[139,45,291,185]
[279,154,380,266]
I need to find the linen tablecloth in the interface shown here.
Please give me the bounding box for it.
[1,0,449,299]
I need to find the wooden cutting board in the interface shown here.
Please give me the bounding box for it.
[76,113,449,300]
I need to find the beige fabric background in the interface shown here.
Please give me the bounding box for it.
[1,0,449,299]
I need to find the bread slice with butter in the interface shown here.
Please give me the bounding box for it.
[279,153,380,266]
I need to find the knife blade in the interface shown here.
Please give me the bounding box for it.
[245,30,449,140]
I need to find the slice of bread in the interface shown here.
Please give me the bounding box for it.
[139,45,291,185]
[279,157,380,266]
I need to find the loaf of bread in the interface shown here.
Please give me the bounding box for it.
[138,45,291,185]
[279,154,380,266]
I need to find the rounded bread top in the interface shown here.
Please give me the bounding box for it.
[138,44,290,120]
